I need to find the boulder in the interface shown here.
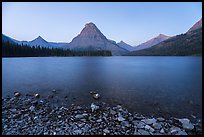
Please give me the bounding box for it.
[178,118,194,131]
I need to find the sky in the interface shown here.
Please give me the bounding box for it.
[2,2,202,46]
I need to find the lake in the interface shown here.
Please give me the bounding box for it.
[2,56,202,121]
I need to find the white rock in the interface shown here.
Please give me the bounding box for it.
[90,91,96,94]
[141,118,157,125]
[34,94,40,98]
[157,117,165,122]
[183,123,194,130]
[160,128,165,134]
[138,129,150,135]
[10,108,17,113]
[152,123,162,130]
[137,122,145,128]
[176,130,188,135]
[93,93,100,99]
[179,118,190,124]
[91,103,99,112]
[145,125,155,133]
[74,129,82,135]
[14,92,21,97]
[103,128,110,134]
[75,114,84,119]
[179,118,194,130]
[29,106,35,111]
[117,113,125,121]
[170,127,181,134]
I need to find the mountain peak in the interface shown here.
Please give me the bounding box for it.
[117,40,135,51]
[157,34,170,39]
[33,36,45,41]
[31,36,47,44]
[119,40,125,44]
[134,34,170,51]
[85,22,96,27]
[37,36,43,39]
[69,22,128,55]
[78,22,106,39]
[158,34,165,37]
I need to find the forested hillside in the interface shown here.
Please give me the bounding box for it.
[2,41,112,57]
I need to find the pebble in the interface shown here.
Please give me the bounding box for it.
[121,121,130,127]
[170,127,181,135]
[14,92,21,97]
[138,129,150,135]
[182,123,194,131]
[74,129,82,135]
[90,91,97,94]
[144,125,155,133]
[152,122,162,130]
[160,128,165,134]
[103,128,110,134]
[96,119,102,122]
[110,109,116,115]
[176,130,188,135]
[9,109,17,113]
[93,93,100,99]
[75,114,84,119]
[137,122,145,129]
[141,118,157,125]
[179,118,194,131]
[117,116,125,122]
[34,94,40,98]
[29,106,35,111]
[91,103,99,112]
[157,117,165,122]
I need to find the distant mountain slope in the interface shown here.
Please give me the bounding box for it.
[2,34,69,49]
[127,28,202,56]
[2,34,20,44]
[187,18,202,33]
[68,22,128,55]
[117,41,135,51]
[134,34,171,51]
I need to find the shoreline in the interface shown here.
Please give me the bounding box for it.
[2,93,202,135]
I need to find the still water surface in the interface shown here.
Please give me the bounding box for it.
[2,56,202,120]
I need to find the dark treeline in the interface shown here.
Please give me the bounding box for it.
[2,41,112,57]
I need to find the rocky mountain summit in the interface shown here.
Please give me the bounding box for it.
[68,22,128,55]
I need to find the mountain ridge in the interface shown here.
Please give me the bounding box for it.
[134,34,171,51]
[2,19,202,56]
[127,28,202,56]
[117,41,135,51]
[187,18,202,33]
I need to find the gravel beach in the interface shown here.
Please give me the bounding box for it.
[2,92,202,135]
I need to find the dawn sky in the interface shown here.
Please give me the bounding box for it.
[2,2,202,46]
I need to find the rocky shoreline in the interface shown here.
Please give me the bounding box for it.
[2,92,202,135]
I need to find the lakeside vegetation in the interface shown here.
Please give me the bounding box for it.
[2,41,112,57]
